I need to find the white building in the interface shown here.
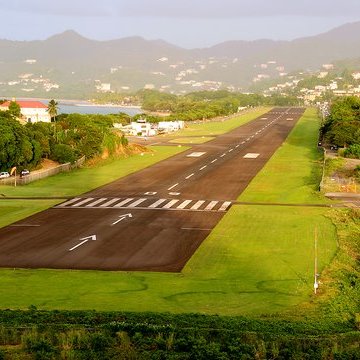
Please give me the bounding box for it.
[158,121,184,132]
[0,100,51,123]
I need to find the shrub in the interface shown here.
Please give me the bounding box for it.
[344,144,360,159]
[51,144,77,164]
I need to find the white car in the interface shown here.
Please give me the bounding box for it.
[0,172,10,179]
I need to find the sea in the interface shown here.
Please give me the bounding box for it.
[58,102,142,116]
[2,97,142,116]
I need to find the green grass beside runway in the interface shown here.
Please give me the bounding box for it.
[169,136,215,144]
[0,107,339,316]
[164,107,271,138]
[239,108,328,204]
[0,146,187,199]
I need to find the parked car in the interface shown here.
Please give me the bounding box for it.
[0,171,10,179]
[20,169,30,177]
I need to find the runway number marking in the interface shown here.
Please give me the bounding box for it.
[111,213,133,226]
[69,235,97,252]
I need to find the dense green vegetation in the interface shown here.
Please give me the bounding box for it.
[95,89,302,122]
[320,96,360,148]
[0,110,128,172]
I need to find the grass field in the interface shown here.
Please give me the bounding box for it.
[164,107,271,137]
[0,108,338,315]
[169,136,214,144]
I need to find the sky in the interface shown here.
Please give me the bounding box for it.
[1,0,360,48]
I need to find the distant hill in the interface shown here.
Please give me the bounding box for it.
[1,22,360,98]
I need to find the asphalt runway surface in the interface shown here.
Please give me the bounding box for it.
[0,107,305,271]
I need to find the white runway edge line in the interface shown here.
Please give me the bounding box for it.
[167,183,179,191]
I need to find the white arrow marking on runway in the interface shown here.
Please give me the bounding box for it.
[69,235,97,251]
[111,213,133,226]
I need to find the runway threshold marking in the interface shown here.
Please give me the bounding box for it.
[218,201,232,211]
[55,197,233,212]
[86,198,107,207]
[60,198,81,206]
[149,198,167,208]
[177,200,192,209]
[72,198,94,207]
[163,199,179,209]
[114,198,134,207]
[100,198,120,207]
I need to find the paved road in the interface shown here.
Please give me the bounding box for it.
[0,108,305,271]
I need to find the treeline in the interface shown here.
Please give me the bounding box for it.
[320,96,360,158]
[95,89,302,122]
[0,111,128,172]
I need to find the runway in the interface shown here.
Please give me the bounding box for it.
[0,107,305,271]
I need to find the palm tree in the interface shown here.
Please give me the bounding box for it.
[47,99,59,122]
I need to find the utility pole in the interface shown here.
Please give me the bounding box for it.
[314,227,319,294]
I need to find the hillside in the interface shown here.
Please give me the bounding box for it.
[1,22,360,97]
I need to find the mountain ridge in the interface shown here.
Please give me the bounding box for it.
[1,21,360,97]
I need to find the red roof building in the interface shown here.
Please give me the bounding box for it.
[0,100,51,123]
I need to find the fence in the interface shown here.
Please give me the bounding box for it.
[0,156,85,186]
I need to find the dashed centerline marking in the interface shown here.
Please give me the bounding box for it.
[211,159,218,163]
[185,173,194,179]
[199,165,207,170]
[168,183,179,190]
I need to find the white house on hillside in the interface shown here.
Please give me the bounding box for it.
[0,100,51,123]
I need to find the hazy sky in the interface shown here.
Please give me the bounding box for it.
[1,0,360,48]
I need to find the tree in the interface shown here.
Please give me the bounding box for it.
[47,99,59,122]
[8,101,21,118]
